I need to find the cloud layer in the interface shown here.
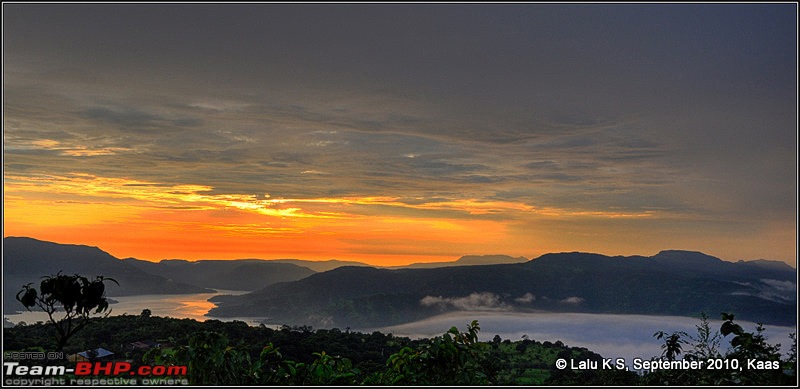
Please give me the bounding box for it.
[3,4,796,264]
[373,311,797,365]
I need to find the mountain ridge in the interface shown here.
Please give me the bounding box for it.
[209,251,796,328]
[2,237,213,314]
[121,257,316,291]
[387,254,529,269]
[3,237,796,327]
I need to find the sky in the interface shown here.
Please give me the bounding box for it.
[3,3,797,266]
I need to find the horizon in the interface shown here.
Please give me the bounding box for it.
[3,235,795,269]
[3,4,797,267]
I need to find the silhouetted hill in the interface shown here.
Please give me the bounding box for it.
[268,259,373,272]
[3,237,212,314]
[736,258,796,272]
[387,254,528,269]
[650,250,795,281]
[209,251,796,328]
[122,258,316,291]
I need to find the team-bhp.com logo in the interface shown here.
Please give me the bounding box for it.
[4,361,189,386]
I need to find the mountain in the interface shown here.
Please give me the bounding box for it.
[4,237,795,328]
[736,258,796,272]
[2,237,212,314]
[208,250,796,328]
[387,254,528,269]
[267,259,373,273]
[266,256,526,271]
[122,258,316,291]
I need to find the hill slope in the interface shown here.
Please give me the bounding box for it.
[122,258,316,291]
[267,259,373,273]
[3,237,212,313]
[209,251,796,328]
[387,254,528,269]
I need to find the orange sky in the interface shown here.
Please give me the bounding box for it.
[2,173,562,265]
[4,172,795,266]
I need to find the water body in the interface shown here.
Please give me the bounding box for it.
[5,293,796,364]
[369,311,797,364]
[3,290,261,326]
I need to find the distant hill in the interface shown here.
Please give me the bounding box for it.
[387,255,529,269]
[209,250,796,328]
[267,255,527,271]
[735,258,796,272]
[650,250,796,280]
[267,259,373,273]
[122,258,316,291]
[3,237,212,314]
[4,237,795,329]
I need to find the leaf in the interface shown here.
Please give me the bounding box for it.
[721,322,743,337]
[720,312,734,321]
[15,287,37,310]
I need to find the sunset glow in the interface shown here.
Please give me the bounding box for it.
[4,172,629,264]
[3,4,796,266]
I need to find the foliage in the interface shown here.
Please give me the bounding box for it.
[685,312,723,360]
[654,330,688,361]
[15,272,118,351]
[642,312,796,385]
[374,320,494,385]
[4,312,795,385]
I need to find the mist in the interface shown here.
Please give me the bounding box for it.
[367,311,797,364]
[5,290,794,366]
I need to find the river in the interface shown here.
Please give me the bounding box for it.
[4,292,795,363]
[3,290,265,326]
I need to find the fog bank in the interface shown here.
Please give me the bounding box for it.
[368,311,797,363]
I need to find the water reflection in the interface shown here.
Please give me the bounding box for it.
[4,290,251,325]
[5,295,795,364]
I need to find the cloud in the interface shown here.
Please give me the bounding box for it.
[2,4,795,265]
[514,293,536,304]
[560,296,585,304]
[731,279,797,304]
[760,279,796,293]
[420,292,507,311]
[371,311,796,365]
[77,106,204,133]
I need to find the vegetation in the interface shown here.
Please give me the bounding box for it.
[641,313,797,385]
[15,272,117,351]
[4,311,794,385]
[5,269,796,385]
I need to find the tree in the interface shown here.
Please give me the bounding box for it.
[16,272,118,351]
[643,312,795,385]
[654,330,688,361]
[685,312,722,360]
[379,320,495,385]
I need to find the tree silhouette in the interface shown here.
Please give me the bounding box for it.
[654,330,687,361]
[16,272,118,351]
